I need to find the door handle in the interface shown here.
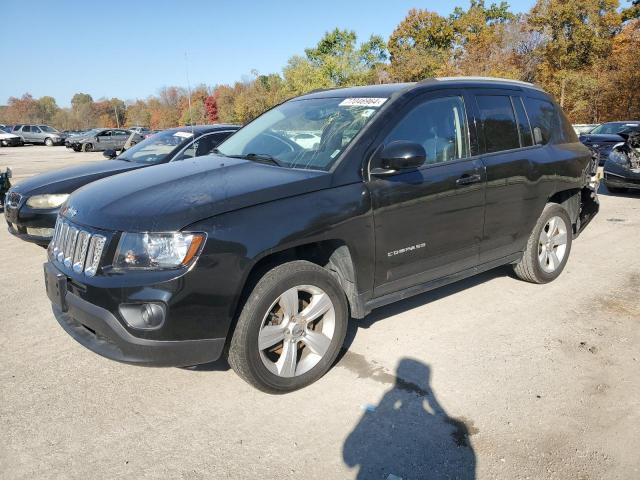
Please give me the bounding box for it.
[456,173,482,186]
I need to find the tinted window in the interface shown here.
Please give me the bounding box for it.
[32,126,41,133]
[99,130,112,136]
[21,125,31,132]
[523,97,563,145]
[476,95,520,153]
[512,97,533,147]
[385,96,470,164]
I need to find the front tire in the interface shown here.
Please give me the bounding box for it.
[513,203,572,284]
[81,143,93,152]
[229,260,348,393]
[44,137,54,147]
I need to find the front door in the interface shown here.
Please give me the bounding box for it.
[368,92,486,297]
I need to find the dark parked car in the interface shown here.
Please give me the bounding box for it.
[43,78,598,393]
[579,121,640,165]
[11,124,67,146]
[603,132,640,193]
[5,125,238,245]
[0,167,12,210]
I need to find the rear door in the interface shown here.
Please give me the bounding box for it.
[470,90,549,263]
[20,125,32,142]
[31,125,44,143]
[368,90,486,297]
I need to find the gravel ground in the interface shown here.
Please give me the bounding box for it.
[0,145,639,479]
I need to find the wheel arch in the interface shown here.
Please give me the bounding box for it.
[229,240,361,344]
[548,188,581,234]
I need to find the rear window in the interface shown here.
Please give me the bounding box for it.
[476,95,520,153]
[523,97,576,145]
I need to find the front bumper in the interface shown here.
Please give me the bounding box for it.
[603,168,640,190]
[1,137,22,146]
[45,262,226,367]
[5,202,58,246]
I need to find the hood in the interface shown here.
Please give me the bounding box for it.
[12,160,145,196]
[0,132,19,139]
[580,133,625,143]
[63,155,331,232]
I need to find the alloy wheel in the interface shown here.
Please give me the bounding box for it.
[258,285,336,378]
[538,215,568,273]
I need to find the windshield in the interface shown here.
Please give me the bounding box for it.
[216,97,386,171]
[117,129,193,164]
[590,123,640,135]
[39,125,59,133]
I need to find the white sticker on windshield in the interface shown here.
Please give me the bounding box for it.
[174,131,194,138]
[339,97,387,107]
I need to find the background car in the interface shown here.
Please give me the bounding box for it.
[573,124,599,135]
[0,167,12,210]
[0,129,23,147]
[4,124,239,245]
[11,124,67,146]
[72,128,131,152]
[603,132,640,194]
[127,126,150,134]
[579,121,640,165]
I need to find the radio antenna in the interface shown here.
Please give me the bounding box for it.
[185,52,195,134]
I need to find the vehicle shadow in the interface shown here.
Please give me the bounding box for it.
[184,266,510,374]
[343,358,476,479]
[343,266,511,352]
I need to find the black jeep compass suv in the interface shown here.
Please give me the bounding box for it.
[43,78,599,393]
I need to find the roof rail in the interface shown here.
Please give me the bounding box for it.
[419,76,543,90]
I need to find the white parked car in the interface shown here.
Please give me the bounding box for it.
[0,130,23,147]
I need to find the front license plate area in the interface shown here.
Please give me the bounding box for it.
[44,264,68,312]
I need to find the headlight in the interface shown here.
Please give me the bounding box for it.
[113,232,205,270]
[608,150,630,166]
[26,194,69,209]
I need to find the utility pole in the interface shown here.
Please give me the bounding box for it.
[113,104,120,128]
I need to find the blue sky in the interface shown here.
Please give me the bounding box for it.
[2,0,535,106]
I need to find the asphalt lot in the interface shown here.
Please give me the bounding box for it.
[1,145,639,479]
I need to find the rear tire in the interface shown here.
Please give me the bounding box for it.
[228,260,348,393]
[81,143,93,152]
[513,203,572,284]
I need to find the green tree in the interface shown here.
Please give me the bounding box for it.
[387,9,454,81]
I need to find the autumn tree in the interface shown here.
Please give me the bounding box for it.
[387,9,454,81]
[529,0,621,116]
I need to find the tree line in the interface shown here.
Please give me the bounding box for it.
[2,0,638,129]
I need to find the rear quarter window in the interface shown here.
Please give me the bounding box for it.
[523,97,577,145]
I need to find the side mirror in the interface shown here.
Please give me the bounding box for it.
[371,141,426,176]
[103,149,117,159]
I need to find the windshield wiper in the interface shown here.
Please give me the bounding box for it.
[237,152,283,167]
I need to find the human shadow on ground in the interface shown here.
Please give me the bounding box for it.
[343,358,476,480]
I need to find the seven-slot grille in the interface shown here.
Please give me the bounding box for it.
[50,218,106,277]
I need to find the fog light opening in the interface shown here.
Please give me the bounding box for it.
[119,303,166,330]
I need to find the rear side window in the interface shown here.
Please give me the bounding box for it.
[522,97,576,145]
[476,95,520,153]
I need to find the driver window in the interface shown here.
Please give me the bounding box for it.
[100,130,112,137]
[385,96,470,165]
